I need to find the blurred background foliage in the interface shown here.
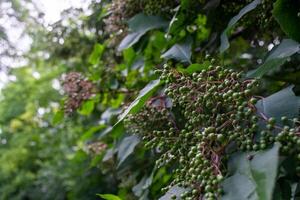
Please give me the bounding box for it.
[0,0,300,199]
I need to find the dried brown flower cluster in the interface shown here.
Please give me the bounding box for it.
[63,72,94,114]
[143,0,178,17]
[87,141,107,155]
[104,0,141,47]
[103,0,178,47]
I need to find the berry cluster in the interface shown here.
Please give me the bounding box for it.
[220,0,275,29]
[125,63,300,199]
[142,0,179,17]
[221,0,254,15]
[104,0,178,47]
[63,72,94,114]
[104,0,141,47]
[125,100,173,144]
[86,141,107,155]
[126,64,260,199]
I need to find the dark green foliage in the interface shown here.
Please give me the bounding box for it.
[1,0,300,199]
[125,63,300,199]
[273,0,300,42]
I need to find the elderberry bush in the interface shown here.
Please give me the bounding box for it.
[125,63,300,200]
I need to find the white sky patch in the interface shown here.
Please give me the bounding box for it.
[52,79,61,90]
[50,102,59,109]
[268,43,275,51]
[1,139,7,145]
[0,71,9,90]
[258,40,264,47]
[240,53,253,59]
[32,71,41,79]
[36,0,91,24]
[37,107,46,116]
[2,0,90,57]
[0,71,17,90]
[1,0,88,90]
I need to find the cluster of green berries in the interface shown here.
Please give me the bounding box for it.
[104,0,178,47]
[142,0,179,17]
[221,0,275,28]
[126,64,260,199]
[125,63,300,199]
[104,0,141,47]
[125,103,173,145]
[221,0,254,15]
[162,64,260,199]
[267,118,300,160]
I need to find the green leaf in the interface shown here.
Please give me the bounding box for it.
[273,0,300,42]
[247,59,286,78]
[255,86,300,121]
[131,59,144,70]
[128,14,167,32]
[89,43,105,65]
[102,148,114,162]
[117,135,140,167]
[133,172,154,197]
[159,185,189,200]
[269,71,300,85]
[71,149,88,163]
[265,40,300,61]
[97,194,122,200]
[133,176,148,197]
[222,173,257,200]
[101,123,125,139]
[180,0,190,9]
[52,110,64,125]
[101,108,122,122]
[78,100,95,116]
[222,143,280,200]
[123,48,136,67]
[274,179,292,200]
[118,32,143,51]
[116,79,161,124]
[166,5,181,36]
[178,61,210,74]
[161,38,192,63]
[220,0,261,53]
[249,144,280,200]
[89,154,103,168]
[80,125,106,141]
[203,0,220,10]
[118,14,168,51]
[248,39,300,77]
